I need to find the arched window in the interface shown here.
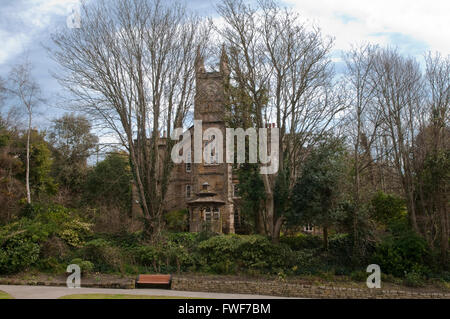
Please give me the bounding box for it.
[186,185,191,198]
[186,151,192,172]
[205,207,211,222]
[234,208,240,228]
[213,207,220,220]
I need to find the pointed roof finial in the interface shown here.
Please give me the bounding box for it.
[220,43,229,76]
[195,45,205,74]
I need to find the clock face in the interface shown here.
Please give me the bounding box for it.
[201,80,220,101]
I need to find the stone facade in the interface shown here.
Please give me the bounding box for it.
[132,48,241,234]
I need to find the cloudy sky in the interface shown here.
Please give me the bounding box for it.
[0,0,449,128]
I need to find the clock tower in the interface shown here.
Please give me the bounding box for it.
[194,47,229,123]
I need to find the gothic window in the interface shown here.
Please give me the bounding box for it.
[234,208,240,228]
[204,135,218,165]
[186,150,191,172]
[213,207,220,221]
[186,185,191,198]
[205,207,211,222]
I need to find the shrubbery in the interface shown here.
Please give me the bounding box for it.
[80,238,124,273]
[0,236,40,273]
[0,204,92,274]
[70,258,94,275]
[0,207,446,284]
[280,233,322,250]
[371,221,431,278]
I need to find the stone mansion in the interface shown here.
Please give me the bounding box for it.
[132,48,242,234]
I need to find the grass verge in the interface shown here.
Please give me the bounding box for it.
[59,294,201,299]
[0,290,13,299]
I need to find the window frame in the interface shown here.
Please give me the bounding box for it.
[186,185,191,198]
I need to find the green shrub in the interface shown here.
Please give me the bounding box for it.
[371,191,405,225]
[280,234,322,250]
[82,238,123,273]
[327,233,353,266]
[381,273,403,285]
[40,236,69,259]
[404,270,426,287]
[0,236,40,273]
[70,258,94,274]
[0,204,91,249]
[371,227,430,278]
[167,232,198,249]
[36,257,65,273]
[165,241,193,273]
[291,249,323,275]
[197,234,296,274]
[350,270,367,282]
[317,271,335,281]
[134,245,165,272]
[164,209,189,232]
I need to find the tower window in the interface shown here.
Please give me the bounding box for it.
[186,151,191,172]
[186,185,191,198]
[204,135,218,165]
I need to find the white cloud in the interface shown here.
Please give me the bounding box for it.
[0,31,31,64]
[284,0,450,55]
[0,0,80,64]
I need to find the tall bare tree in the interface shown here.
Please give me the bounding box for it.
[421,52,449,262]
[7,62,44,204]
[370,48,425,232]
[217,0,344,242]
[343,44,381,256]
[49,0,210,238]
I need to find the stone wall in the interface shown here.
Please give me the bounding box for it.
[172,277,450,299]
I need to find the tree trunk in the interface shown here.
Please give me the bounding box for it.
[25,111,31,204]
[440,206,449,266]
[261,173,274,237]
[272,216,285,244]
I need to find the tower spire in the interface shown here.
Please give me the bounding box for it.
[195,46,205,74]
[220,44,229,77]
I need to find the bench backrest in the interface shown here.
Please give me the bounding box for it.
[137,274,171,284]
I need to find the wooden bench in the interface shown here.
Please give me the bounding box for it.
[135,274,172,289]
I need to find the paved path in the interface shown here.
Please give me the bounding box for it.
[0,285,291,299]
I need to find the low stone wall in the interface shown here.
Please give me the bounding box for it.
[0,277,135,289]
[172,277,450,299]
